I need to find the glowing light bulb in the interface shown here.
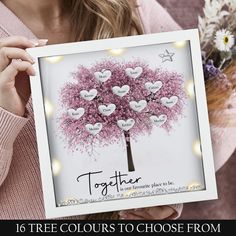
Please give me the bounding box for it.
[173,41,187,48]
[44,98,54,118]
[124,189,137,198]
[185,80,195,99]
[193,140,202,157]
[108,48,126,56]
[44,56,64,63]
[58,198,80,207]
[52,159,62,176]
[188,182,203,191]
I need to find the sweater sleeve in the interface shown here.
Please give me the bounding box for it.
[137,0,182,34]
[0,106,28,185]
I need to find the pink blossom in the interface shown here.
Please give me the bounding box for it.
[58,59,186,153]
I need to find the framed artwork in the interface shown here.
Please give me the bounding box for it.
[27,29,217,218]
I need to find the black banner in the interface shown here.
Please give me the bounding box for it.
[0,220,234,235]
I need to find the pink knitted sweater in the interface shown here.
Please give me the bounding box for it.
[0,0,235,220]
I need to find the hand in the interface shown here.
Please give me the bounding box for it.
[119,206,176,220]
[0,36,48,117]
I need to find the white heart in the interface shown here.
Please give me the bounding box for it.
[161,96,178,108]
[98,104,116,116]
[80,89,97,101]
[117,119,135,131]
[67,108,85,120]
[85,123,103,135]
[125,67,143,79]
[112,85,130,97]
[150,114,167,127]
[145,81,163,93]
[94,69,112,83]
[129,100,147,112]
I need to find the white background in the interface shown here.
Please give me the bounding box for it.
[39,41,205,206]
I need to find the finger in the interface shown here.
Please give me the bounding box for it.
[0,36,48,50]
[146,206,175,220]
[0,61,35,85]
[119,210,148,220]
[0,36,37,49]
[0,47,34,71]
[37,39,48,46]
[120,213,146,220]
[126,209,151,219]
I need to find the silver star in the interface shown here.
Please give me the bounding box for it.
[159,49,175,63]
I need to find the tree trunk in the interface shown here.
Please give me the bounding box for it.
[124,132,135,172]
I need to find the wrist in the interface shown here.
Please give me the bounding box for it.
[0,94,26,117]
[0,106,28,149]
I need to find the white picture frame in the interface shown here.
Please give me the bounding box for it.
[27,29,217,219]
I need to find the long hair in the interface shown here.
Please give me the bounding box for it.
[65,0,143,41]
[62,0,143,220]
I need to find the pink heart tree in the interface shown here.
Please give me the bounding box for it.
[59,59,186,172]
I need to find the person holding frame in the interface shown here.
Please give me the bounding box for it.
[0,0,234,220]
